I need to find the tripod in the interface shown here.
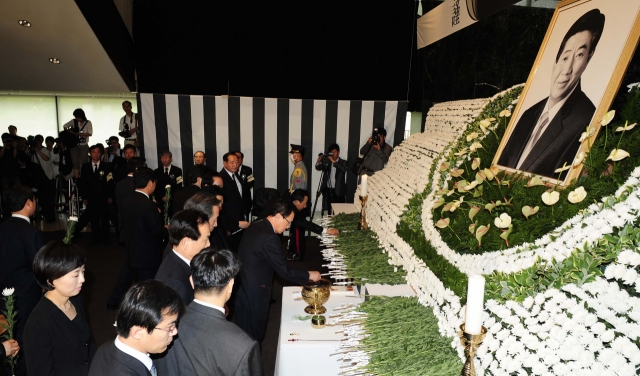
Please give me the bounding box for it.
[310,166,329,227]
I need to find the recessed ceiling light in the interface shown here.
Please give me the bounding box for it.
[18,20,31,27]
[49,58,60,64]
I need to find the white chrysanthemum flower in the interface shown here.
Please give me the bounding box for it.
[2,287,15,296]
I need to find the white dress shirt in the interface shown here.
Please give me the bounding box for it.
[172,249,190,266]
[192,299,226,315]
[12,214,30,223]
[114,337,153,372]
[517,84,578,168]
[224,168,242,196]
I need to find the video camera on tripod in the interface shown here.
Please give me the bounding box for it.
[317,151,334,171]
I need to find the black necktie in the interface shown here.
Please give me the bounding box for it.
[165,167,169,176]
[93,164,98,173]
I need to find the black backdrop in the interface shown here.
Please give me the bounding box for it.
[133,0,422,108]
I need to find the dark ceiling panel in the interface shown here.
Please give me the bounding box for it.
[133,0,419,102]
[75,0,136,91]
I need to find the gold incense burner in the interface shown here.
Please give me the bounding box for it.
[458,324,487,376]
[302,278,331,314]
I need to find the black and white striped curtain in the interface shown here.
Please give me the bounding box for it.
[139,94,408,202]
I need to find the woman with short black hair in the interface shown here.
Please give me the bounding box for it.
[23,240,95,376]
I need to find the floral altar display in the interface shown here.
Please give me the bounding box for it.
[325,84,640,375]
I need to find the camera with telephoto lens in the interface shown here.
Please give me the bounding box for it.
[371,128,380,145]
[317,152,334,171]
[119,123,131,138]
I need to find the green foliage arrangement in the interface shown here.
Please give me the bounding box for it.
[395,86,640,303]
[358,296,461,376]
[486,220,640,303]
[329,214,407,285]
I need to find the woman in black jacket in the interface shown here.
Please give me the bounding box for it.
[23,241,95,376]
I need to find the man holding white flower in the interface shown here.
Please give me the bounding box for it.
[0,185,43,376]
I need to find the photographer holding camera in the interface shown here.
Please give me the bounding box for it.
[119,100,139,155]
[62,108,93,179]
[102,136,123,163]
[315,143,348,211]
[358,127,392,176]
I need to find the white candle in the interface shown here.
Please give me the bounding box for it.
[361,175,368,197]
[464,274,485,335]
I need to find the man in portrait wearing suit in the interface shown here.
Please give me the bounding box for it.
[173,165,205,213]
[234,150,254,220]
[76,143,115,245]
[154,150,183,219]
[156,249,262,376]
[235,198,321,342]
[219,152,250,252]
[498,9,605,178]
[89,280,184,376]
[0,185,44,376]
[155,209,210,305]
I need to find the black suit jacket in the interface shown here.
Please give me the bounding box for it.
[220,169,246,232]
[115,176,135,238]
[121,192,166,269]
[80,161,115,202]
[172,184,201,214]
[0,216,44,329]
[236,220,309,319]
[498,82,595,178]
[155,302,261,376]
[89,341,151,376]
[112,156,129,184]
[239,165,253,219]
[155,250,193,305]
[23,294,95,376]
[154,165,183,210]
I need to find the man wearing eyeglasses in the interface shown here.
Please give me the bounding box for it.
[234,198,321,343]
[89,280,184,376]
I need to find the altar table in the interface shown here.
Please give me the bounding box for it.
[274,286,364,376]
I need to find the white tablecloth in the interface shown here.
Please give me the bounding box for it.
[275,286,364,376]
[331,203,359,215]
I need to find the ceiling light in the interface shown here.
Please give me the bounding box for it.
[49,58,60,64]
[18,20,31,27]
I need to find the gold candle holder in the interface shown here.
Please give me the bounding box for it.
[358,195,368,230]
[458,324,487,376]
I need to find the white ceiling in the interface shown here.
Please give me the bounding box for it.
[0,0,130,94]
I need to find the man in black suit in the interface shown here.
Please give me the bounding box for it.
[315,143,348,212]
[108,168,167,308]
[219,152,250,252]
[0,185,43,376]
[115,157,146,236]
[235,198,321,342]
[154,150,183,219]
[498,9,605,178]
[155,209,210,305]
[286,189,339,261]
[113,144,136,183]
[90,280,184,376]
[156,249,261,375]
[76,144,115,245]
[234,151,254,219]
[203,185,230,250]
[172,165,205,213]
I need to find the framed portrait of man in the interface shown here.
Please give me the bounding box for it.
[493,0,640,186]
